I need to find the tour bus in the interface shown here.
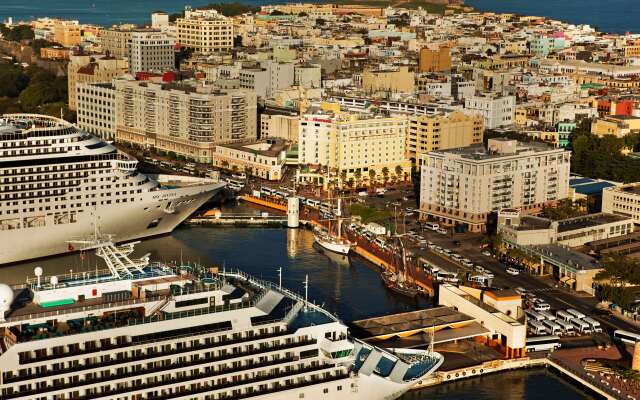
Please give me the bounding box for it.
[468,275,488,286]
[374,238,387,249]
[556,310,574,322]
[570,318,592,335]
[566,309,586,320]
[525,309,545,322]
[555,319,574,335]
[260,187,276,196]
[539,311,556,321]
[525,335,561,352]
[436,271,459,284]
[614,329,640,344]
[424,222,439,231]
[224,177,245,187]
[582,317,602,333]
[543,320,563,336]
[305,199,320,208]
[232,173,247,180]
[528,320,547,335]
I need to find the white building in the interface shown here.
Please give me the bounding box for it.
[213,139,287,181]
[76,82,117,140]
[464,94,515,129]
[419,138,571,232]
[151,12,169,28]
[128,31,175,74]
[239,61,295,99]
[294,64,322,89]
[602,183,640,224]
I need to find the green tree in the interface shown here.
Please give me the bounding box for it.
[395,165,403,181]
[382,167,390,184]
[354,169,362,187]
[368,169,376,186]
[0,64,29,97]
[340,170,347,186]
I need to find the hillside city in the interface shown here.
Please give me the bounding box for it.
[2,1,640,399]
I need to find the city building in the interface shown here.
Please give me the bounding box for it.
[419,45,452,73]
[464,94,515,129]
[67,54,128,111]
[213,139,288,180]
[298,110,410,186]
[361,67,415,94]
[260,107,300,142]
[52,19,81,47]
[239,61,295,99]
[407,111,484,165]
[602,183,640,224]
[176,7,234,54]
[294,64,322,89]
[114,80,257,162]
[151,12,169,29]
[419,138,571,232]
[76,82,117,140]
[591,115,640,138]
[100,27,134,59]
[128,31,175,74]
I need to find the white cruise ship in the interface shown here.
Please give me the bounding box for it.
[0,238,443,400]
[0,114,225,264]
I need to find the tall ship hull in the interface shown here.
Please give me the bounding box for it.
[0,239,444,400]
[0,114,225,264]
[314,232,354,255]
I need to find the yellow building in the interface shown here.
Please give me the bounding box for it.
[213,139,287,181]
[362,66,415,94]
[177,7,233,54]
[67,54,128,111]
[408,111,484,165]
[419,45,451,73]
[53,20,81,47]
[591,116,640,138]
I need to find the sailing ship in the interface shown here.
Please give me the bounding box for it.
[381,236,421,298]
[314,196,355,255]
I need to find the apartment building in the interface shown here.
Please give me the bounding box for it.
[602,184,640,224]
[76,82,117,140]
[114,80,257,163]
[213,139,287,181]
[261,108,300,142]
[128,31,175,74]
[464,94,515,129]
[67,54,128,111]
[100,27,133,59]
[408,111,484,165]
[361,66,415,93]
[419,45,452,73]
[239,61,295,99]
[298,111,410,185]
[176,7,234,54]
[294,64,322,89]
[419,138,571,232]
[53,20,81,47]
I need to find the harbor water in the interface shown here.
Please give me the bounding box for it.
[0,222,598,399]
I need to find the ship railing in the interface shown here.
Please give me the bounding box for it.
[219,269,341,323]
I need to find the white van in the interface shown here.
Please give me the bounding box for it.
[566,308,586,320]
[571,318,592,335]
[556,310,573,322]
[582,317,602,333]
[539,311,556,321]
[555,319,574,335]
[525,309,545,322]
[543,320,563,335]
[424,222,439,231]
[528,321,547,335]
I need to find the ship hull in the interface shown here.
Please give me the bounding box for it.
[314,235,352,255]
[0,180,224,265]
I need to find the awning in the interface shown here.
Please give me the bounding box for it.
[566,278,576,286]
[560,276,571,283]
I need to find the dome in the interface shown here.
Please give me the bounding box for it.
[0,283,14,311]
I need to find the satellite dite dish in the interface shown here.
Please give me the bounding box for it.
[0,283,14,321]
[50,276,59,288]
[34,267,43,288]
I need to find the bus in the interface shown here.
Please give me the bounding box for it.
[613,330,640,344]
[525,335,561,352]
[224,177,244,188]
[555,319,574,335]
[539,311,556,321]
[543,320,563,335]
[528,320,547,335]
[582,317,602,333]
[525,310,545,322]
[566,308,586,320]
[556,310,573,322]
[424,222,439,231]
[436,271,459,284]
[570,318,592,335]
[305,199,320,208]
[260,187,276,196]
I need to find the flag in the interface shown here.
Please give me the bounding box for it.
[68,243,75,252]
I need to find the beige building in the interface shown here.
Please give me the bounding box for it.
[213,139,287,181]
[128,31,175,74]
[53,20,81,47]
[419,45,451,73]
[76,82,116,140]
[177,7,234,54]
[407,111,484,165]
[420,138,571,232]
[67,54,128,111]
[602,183,640,223]
[100,27,133,59]
[361,66,415,94]
[115,80,257,163]
[298,111,410,186]
[591,116,640,138]
[261,109,300,142]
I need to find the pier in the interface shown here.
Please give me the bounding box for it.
[189,214,292,227]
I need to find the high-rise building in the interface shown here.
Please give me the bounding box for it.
[298,110,410,185]
[408,111,484,165]
[419,138,571,232]
[128,31,175,74]
[464,94,516,129]
[176,7,234,54]
[53,20,81,47]
[239,61,295,99]
[67,54,128,111]
[114,80,257,162]
[419,45,452,73]
[76,82,117,140]
[100,27,134,59]
[151,11,169,28]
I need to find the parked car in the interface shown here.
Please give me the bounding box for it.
[533,303,551,312]
[506,267,520,276]
[437,228,448,235]
[482,250,492,257]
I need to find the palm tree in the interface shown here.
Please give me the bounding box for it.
[244,166,253,177]
[347,178,355,189]
[382,167,390,185]
[395,165,403,181]
[340,170,347,188]
[221,160,229,170]
[231,165,239,175]
[368,169,376,187]
[354,169,362,188]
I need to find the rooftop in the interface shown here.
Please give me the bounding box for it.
[556,213,630,233]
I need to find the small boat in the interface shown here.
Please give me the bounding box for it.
[314,195,355,255]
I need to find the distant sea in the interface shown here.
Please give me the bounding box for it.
[0,0,638,34]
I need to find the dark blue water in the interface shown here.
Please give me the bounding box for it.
[467,0,639,34]
[0,224,597,399]
[0,0,637,34]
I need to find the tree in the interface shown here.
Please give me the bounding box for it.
[221,160,229,170]
[395,165,403,181]
[0,64,29,97]
[354,169,362,187]
[244,166,254,177]
[368,169,376,186]
[347,178,355,189]
[231,165,239,174]
[382,167,390,184]
[340,170,347,185]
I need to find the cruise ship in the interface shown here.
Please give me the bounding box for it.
[0,238,443,400]
[0,114,225,264]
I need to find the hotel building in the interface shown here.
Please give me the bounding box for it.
[176,7,234,54]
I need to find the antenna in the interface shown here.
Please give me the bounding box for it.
[303,274,309,311]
